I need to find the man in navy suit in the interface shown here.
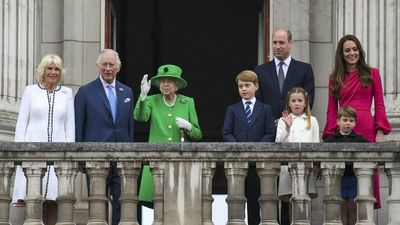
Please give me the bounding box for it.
[75,49,134,225]
[255,28,315,121]
[254,28,315,225]
[222,70,275,225]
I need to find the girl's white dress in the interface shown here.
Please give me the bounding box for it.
[13,84,75,203]
[275,113,320,201]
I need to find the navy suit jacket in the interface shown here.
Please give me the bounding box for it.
[255,58,315,120]
[75,78,134,142]
[222,101,275,142]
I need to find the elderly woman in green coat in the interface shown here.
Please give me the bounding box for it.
[134,64,202,142]
[134,64,202,204]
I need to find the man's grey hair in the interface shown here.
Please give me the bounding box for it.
[96,49,122,66]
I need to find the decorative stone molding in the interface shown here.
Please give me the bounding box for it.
[149,162,166,225]
[202,162,216,225]
[0,162,14,225]
[321,162,345,225]
[86,162,109,225]
[54,162,78,225]
[257,162,280,225]
[289,162,313,225]
[354,162,376,225]
[224,162,247,225]
[117,162,141,225]
[23,161,47,225]
[385,162,400,225]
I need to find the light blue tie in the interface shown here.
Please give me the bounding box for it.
[107,85,117,122]
[245,101,252,123]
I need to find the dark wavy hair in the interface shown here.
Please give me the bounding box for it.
[330,35,372,99]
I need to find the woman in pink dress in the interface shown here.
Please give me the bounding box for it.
[322,35,391,216]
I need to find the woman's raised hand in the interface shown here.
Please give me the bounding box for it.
[140,74,151,101]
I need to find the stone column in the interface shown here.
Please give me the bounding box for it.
[149,162,166,225]
[224,162,247,225]
[23,162,47,225]
[257,162,280,225]
[54,162,78,225]
[354,162,376,225]
[202,162,216,225]
[117,162,141,225]
[0,0,38,142]
[385,162,400,225]
[321,162,345,225]
[289,162,313,225]
[0,162,14,225]
[86,162,109,225]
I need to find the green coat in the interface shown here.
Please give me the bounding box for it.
[134,93,202,203]
[134,93,202,142]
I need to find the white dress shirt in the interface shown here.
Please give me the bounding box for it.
[274,56,292,79]
[241,97,256,112]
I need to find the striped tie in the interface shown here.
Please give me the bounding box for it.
[107,85,117,122]
[245,101,252,123]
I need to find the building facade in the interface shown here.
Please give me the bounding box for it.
[1,0,398,142]
[1,1,399,224]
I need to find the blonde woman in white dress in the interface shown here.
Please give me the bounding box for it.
[13,54,75,207]
[275,87,320,222]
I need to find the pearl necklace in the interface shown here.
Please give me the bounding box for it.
[163,94,176,107]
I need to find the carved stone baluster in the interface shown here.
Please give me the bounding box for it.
[0,162,14,225]
[86,162,109,225]
[202,162,216,225]
[54,162,78,225]
[117,162,141,225]
[321,162,345,225]
[354,162,376,225]
[289,162,312,225]
[385,162,400,225]
[150,162,166,225]
[257,162,280,225]
[224,162,247,225]
[23,162,47,225]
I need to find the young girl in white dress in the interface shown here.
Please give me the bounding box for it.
[275,87,320,220]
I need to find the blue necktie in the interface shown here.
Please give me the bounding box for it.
[245,101,252,123]
[107,85,117,122]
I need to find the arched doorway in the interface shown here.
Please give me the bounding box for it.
[107,0,266,142]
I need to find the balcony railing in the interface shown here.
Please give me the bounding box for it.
[0,142,399,225]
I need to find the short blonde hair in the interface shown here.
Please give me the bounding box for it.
[236,70,259,84]
[36,54,66,85]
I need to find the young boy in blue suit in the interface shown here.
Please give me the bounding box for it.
[222,70,275,225]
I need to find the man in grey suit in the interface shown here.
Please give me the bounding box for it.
[253,28,315,225]
[75,49,134,225]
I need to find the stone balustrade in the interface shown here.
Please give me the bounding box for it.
[0,142,400,225]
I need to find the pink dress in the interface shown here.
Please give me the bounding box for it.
[323,68,391,142]
[322,67,391,208]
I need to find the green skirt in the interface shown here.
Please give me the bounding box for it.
[138,165,154,203]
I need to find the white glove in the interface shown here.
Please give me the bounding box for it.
[139,74,151,101]
[176,117,192,131]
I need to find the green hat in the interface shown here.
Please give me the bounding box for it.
[150,64,188,89]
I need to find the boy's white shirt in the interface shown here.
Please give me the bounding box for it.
[241,97,256,111]
[275,113,320,143]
